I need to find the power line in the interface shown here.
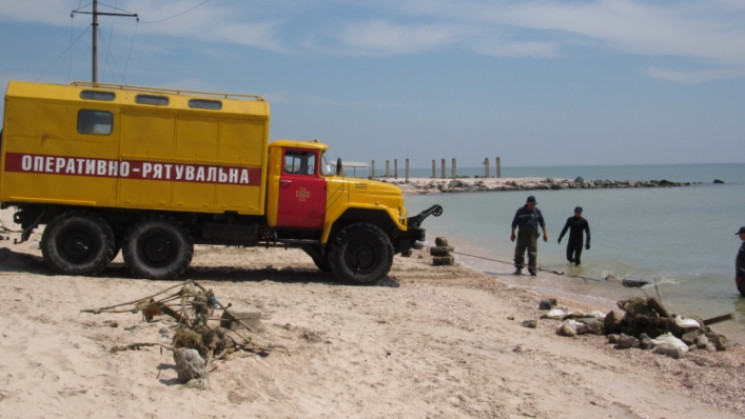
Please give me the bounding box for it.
[38,26,90,82]
[140,0,214,24]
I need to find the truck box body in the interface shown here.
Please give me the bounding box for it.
[1,81,269,215]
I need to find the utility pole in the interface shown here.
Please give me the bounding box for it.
[72,0,138,83]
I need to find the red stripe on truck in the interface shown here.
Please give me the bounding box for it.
[4,152,261,186]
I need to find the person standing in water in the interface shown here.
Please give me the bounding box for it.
[736,226,745,297]
[510,195,547,276]
[558,206,591,266]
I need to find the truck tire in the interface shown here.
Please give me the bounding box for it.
[301,245,331,272]
[122,216,193,280]
[41,211,115,276]
[329,223,393,285]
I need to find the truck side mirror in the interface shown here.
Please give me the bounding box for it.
[336,158,343,176]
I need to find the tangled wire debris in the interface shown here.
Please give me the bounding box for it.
[82,280,284,387]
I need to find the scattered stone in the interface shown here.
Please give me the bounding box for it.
[681,329,703,346]
[639,333,654,350]
[174,347,208,384]
[539,298,557,310]
[708,333,728,351]
[430,238,455,266]
[430,246,453,256]
[651,333,689,359]
[522,320,537,329]
[614,334,640,350]
[542,307,569,320]
[557,320,581,337]
[432,256,455,266]
[220,307,262,331]
[604,310,621,335]
[673,315,702,331]
[579,318,605,335]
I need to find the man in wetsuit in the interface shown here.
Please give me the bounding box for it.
[736,226,745,297]
[510,195,548,276]
[558,206,591,266]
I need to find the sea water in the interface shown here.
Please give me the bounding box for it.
[404,163,745,338]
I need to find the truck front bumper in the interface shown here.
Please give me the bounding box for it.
[396,204,443,253]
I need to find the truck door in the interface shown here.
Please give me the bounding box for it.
[276,149,326,229]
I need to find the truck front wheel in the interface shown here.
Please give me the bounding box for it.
[41,211,115,276]
[122,216,193,280]
[329,223,393,285]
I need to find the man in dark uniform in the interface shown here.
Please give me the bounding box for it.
[558,206,591,265]
[736,226,745,297]
[510,195,547,276]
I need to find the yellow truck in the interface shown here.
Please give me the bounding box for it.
[0,81,441,284]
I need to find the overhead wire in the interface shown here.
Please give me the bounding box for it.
[38,25,90,82]
[44,0,215,82]
[139,0,214,24]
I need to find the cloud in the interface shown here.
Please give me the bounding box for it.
[336,20,464,55]
[645,66,745,83]
[0,0,72,25]
[425,0,745,80]
[472,39,559,58]
[3,1,745,82]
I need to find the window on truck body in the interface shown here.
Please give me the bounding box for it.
[77,110,113,135]
[135,94,169,106]
[80,90,115,101]
[189,98,222,110]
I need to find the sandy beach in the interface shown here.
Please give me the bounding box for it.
[1,205,743,418]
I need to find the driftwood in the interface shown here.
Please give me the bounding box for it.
[702,313,734,326]
[82,280,286,385]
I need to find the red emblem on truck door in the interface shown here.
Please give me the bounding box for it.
[296,187,310,202]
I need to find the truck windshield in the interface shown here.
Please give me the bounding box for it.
[320,153,336,176]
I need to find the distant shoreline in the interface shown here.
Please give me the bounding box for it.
[378,176,695,194]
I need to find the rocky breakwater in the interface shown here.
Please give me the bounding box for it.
[382,176,692,194]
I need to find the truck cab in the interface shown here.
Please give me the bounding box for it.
[265,139,439,284]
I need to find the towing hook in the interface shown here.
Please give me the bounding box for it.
[407,204,444,229]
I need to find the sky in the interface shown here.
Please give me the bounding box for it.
[1,0,744,168]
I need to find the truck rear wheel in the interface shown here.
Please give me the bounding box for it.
[122,216,193,280]
[329,223,393,285]
[41,211,115,276]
